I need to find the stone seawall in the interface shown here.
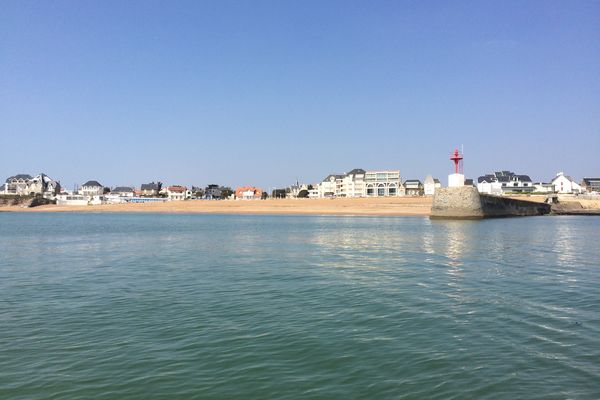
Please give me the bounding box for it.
[431,187,551,219]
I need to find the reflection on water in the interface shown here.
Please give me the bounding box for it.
[1,214,599,400]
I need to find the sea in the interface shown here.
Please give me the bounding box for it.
[1,213,599,399]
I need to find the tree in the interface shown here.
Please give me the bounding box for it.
[220,187,234,199]
[261,191,268,200]
[298,189,309,198]
[272,189,287,198]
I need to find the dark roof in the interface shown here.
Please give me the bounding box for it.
[582,178,600,183]
[346,168,366,175]
[433,178,441,184]
[82,180,102,187]
[517,175,532,182]
[141,182,160,190]
[464,179,474,186]
[404,179,422,184]
[113,186,134,193]
[322,174,345,182]
[6,174,33,183]
[479,171,532,183]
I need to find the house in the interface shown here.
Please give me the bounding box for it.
[477,171,534,195]
[316,169,404,198]
[112,186,135,197]
[80,181,104,197]
[423,175,441,196]
[3,173,60,197]
[581,178,600,194]
[404,180,424,196]
[235,186,263,200]
[167,185,191,201]
[533,182,555,194]
[140,182,162,196]
[364,170,404,197]
[204,184,222,199]
[551,172,582,194]
[4,174,33,195]
[464,179,475,187]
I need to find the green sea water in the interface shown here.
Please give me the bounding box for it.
[1,213,599,399]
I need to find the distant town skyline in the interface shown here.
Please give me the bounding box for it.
[2,1,599,189]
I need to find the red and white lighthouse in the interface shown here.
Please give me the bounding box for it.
[448,148,465,187]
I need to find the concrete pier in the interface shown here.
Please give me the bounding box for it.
[430,187,551,219]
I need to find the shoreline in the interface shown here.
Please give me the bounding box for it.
[0,197,434,217]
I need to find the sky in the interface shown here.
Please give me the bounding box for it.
[1,0,599,190]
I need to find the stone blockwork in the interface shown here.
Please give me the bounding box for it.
[431,187,550,219]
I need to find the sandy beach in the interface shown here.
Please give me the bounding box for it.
[0,197,434,216]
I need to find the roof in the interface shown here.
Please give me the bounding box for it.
[141,182,160,190]
[6,174,33,183]
[582,178,600,184]
[113,186,134,193]
[464,179,474,186]
[433,178,441,184]
[322,174,345,182]
[168,185,187,193]
[478,172,532,183]
[346,168,366,175]
[404,179,422,184]
[82,180,102,187]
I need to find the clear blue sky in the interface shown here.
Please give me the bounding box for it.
[2,0,599,189]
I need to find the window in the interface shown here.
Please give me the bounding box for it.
[389,187,396,196]
[377,185,385,196]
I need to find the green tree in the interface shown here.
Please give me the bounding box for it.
[298,189,309,198]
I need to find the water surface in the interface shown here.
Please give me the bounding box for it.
[1,213,599,399]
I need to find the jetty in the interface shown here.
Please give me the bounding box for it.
[430,186,550,219]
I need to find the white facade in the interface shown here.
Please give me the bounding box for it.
[80,181,104,197]
[533,183,555,194]
[424,175,442,195]
[448,173,465,188]
[167,186,191,201]
[3,173,60,197]
[477,171,534,195]
[364,171,403,197]
[316,169,403,198]
[551,172,582,194]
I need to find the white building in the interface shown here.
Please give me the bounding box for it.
[80,180,104,197]
[167,185,191,201]
[533,182,555,194]
[477,171,534,195]
[423,175,441,196]
[404,180,423,196]
[3,173,60,197]
[316,169,404,198]
[551,172,583,194]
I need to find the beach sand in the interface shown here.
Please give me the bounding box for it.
[0,197,434,216]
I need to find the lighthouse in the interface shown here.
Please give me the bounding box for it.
[448,148,465,188]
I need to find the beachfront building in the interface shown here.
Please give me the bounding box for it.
[477,171,534,195]
[4,173,61,197]
[317,169,403,198]
[404,180,424,196]
[167,185,191,201]
[423,175,441,196]
[551,172,583,194]
[204,184,222,199]
[581,178,600,194]
[533,182,555,194]
[112,186,135,197]
[3,174,32,195]
[364,170,403,197]
[235,186,263,200]
[140,182,162,196]
[80,180,104,197]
